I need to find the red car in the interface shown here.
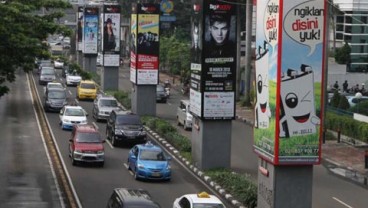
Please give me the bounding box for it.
[69,124,105,167]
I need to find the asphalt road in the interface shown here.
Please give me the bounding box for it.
[30,69,234,208]
[0,71,63,208]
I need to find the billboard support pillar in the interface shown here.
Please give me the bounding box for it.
[191,118,231,170]
[83,54,97,72]
[101,67,119,91]
[131,85,156,116]
[257,158,313,208]
[77,51,83,67]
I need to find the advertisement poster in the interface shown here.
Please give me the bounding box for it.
[190,89,202,117]
[253,0,280,163]
[130,13,137,83]
[201,0,237,120]
[278,0,325,164]
[77,6,83,51]
[203,92,234,118]
[136,4,159,85]
[103,5,121,66]
[253,0,325,165]
[83,7,98,54]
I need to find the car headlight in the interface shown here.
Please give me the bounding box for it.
[63,119,70,122]
[140,131,146,136]
[63,101,68,105]
[115,130,122,135]
[74,150,82,153]
[97,150,104,154]
[166,164,171,170]
[137,163,144,169]
[81,119,87,124]
[46,100,50,104]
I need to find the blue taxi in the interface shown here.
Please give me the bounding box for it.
[127,141,171,181]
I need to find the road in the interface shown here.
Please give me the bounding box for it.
[30,69,234,207]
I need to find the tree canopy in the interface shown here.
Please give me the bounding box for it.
[0,0,71,97]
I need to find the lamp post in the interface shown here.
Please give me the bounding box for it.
[355,92,363,113]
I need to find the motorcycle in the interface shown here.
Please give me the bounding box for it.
[164,80,171,98]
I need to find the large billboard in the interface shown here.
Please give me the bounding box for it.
[130,3,160,85]
[77,6,83,51]
[83,7,99,54]
[102,5,121,67]
[190,0,237,120]
[130,13,137,83]
[253,0,326,165]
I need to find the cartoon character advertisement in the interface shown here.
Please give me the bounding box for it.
[254,0,325,165]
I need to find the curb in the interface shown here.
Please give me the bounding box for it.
[144,127,247,208]
[236,115,254,127]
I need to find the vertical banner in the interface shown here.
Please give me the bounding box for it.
[77,6,83,51]
[190,0,204,117]
[103,4,121,67]
[83,7,99,54]
[254,0,326,165]
[130,11,138,84]
[200,0,237,120]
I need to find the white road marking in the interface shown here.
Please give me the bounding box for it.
[123,163,129,169]
[92,122,99,130]
[74,99,79,104]
[167,102,172,106]
[333,197,353,208]
[105,139,114,149]
[68,90,72,95]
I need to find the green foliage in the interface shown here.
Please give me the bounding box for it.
[330,91,340,107]
[334,42,351,64]
[325,112,368,143]
[338,94,350,110]
[205,169,257,208]
[349,101,368,116]
[111,90,131,110]
[0,0,72,97]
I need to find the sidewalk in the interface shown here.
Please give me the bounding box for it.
[159,72,368,187]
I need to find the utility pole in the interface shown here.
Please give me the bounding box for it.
[244,0,253,105]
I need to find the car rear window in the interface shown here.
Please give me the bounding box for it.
[100,99,118,107]
[140,150,166,161]
[48,90,66,99]
[116,115,141,125]
[65,108,85,116]
[76,132,102,143]
[81,83,96,89]
[41,68,55,75]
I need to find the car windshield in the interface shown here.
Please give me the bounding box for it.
[139,150,166,161]
[157,85,165,92]
[65,108,85,116]
[100,99,118,107]
[48,84,63,89]
[41,69,55,75]
[76,132,102,143]
[193,204,225,208]
[116,115,141,125]
[81,83,96,89]
[48,91,65,99]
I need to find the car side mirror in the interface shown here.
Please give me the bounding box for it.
[182,108,186,112]
[69,139,73,142]
[60,111,63,115]
[167,156,172,161]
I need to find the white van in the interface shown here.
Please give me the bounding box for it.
[177,100,193,130]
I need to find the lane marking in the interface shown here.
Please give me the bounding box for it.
[105,139,114,149]
[74,99,79,105]
[68,90,72,95]
[167,102,172,106]
[92,122,99,130]
[332,197,353,208]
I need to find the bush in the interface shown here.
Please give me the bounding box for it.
[113,91,131,110]
[349,101,368,116]
[338,95,350,110]
[205,169,257,208]
[330,91,340,107]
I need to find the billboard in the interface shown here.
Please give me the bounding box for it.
[253,0,326,165]
[130,12,137,84]
[189,0,237,120]
[83,7,98,54]
[130,3,160,85]
[77,6,83,51]
[103,5,121,67]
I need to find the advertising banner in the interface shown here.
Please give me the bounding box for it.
[103,5,121,66]
[136,3,160,85]
[83,7,98,54]
[201,0,237,120]
[77,6,83,51]
[130,13,137,83]
[253,0,326,165]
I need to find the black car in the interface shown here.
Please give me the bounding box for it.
[44,88,67,112]
[106,110,147,146]
[106,188,161,208]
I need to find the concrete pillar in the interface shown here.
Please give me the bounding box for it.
[191,118,232,170]
[101,67,119,91]
[257,158,313,208]
[77,51,83,67]
[131,85,156,116]
[83,55,97,72]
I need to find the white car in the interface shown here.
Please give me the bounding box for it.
[44,82,64,94]
[177,100,193,130]
[65,72,82,86]
[173,192,225,208]
[54,59,64,69]
[59,105,88,130]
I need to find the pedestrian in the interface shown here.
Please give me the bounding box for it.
[343,80,348,93]
[354,84,360,93]
[333,81,339,90]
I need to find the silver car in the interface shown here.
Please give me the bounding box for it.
[39,67,56,85]
[92,95,121,121]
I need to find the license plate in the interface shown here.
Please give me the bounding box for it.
[151,172,161,177]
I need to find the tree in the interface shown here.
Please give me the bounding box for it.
[338,94,350,110]
[330,90,340,107]
[334,42,351,64]
[0,0,71,97]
